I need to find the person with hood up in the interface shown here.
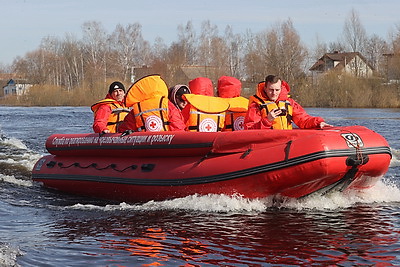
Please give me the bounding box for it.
[181,77,229,132]
[217,76,249,131]
[188,77,214,96]
[168,84,191,111]
[244,75,331,130]
[91,81,130,134]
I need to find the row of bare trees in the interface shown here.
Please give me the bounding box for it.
[2,9,400,106]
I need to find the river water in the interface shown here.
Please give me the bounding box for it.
[0,106,399,266]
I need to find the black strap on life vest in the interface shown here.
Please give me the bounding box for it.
[107,104,130,131]
[136,97,170,132]
[159,96,170,131]
[136,102,146,132]
[254,95,270,115]
[217,115,221,131]
[225,112,234,130]
[285,101,292,125]
[188,112,201,131]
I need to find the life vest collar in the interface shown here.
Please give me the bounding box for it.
[125,74,168,106]
[183,94,229,113]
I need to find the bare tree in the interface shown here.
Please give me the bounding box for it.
[0,63,12,73]
[343,8,367,53]
[59,34,84,90]
[385,25,400,81]
[13,50,48,85]
[177,21,197,65]
[197,20,219,67]
[255,19,307,83]
[242,29,265,82]
[109,23,145,82]
[81,21,108,85]
[278,19,308,81]
[151,37,168,61]
[364,34,387,74]
[38,36,61,86]
[328,41,347,53]
[224,25,244,77]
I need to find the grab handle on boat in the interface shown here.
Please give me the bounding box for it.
[141,164,155,172]
[284,141,292,161]
[240,148,252,159]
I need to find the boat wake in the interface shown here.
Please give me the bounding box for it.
[0,133,39,186]
[0,242,23,267]
[64,179,400,213]
[389,147,400,167]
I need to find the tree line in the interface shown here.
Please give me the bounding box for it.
[1,9,400,107]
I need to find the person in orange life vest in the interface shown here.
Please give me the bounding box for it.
[217,76,249,131]
[118,75,185,132]
[244,75,332,130]
[182,76,215,124]
[181,77,229,132]
[91,81,130,134]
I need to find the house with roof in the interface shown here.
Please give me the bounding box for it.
[2,78,32,97]
[309,51,374,81]
[173,65,219,84]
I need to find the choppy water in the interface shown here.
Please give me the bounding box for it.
[0,106,399,266]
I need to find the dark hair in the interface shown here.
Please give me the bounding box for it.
[265,75,281,84]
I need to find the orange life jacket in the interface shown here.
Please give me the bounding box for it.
[91,99,130,133]
[248,95,293,130]
[222,96,249,131]
[132,96,170,131]
[125,74,170,132]
[183,94,229,132]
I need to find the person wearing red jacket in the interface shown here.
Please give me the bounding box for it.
[168,84,191,111]
[188,77,214,96]
[217,76,249,131]
[244,75,331,130]
[91,81,130,133]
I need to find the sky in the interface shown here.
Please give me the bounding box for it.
[1,0,399,66]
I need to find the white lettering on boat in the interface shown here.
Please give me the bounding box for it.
[51,134,175,147]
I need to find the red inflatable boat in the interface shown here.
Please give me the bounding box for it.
[32,126,392,202]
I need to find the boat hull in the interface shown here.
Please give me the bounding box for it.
[32,126,392,202]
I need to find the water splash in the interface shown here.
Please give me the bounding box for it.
[64,179,400,213]
[282,179,400,211]
[0,174,33,187]
[0,134,42,182]
[0,243,23,267]
[389,147,400,167]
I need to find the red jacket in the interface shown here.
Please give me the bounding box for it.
[92,94,127,133]
[118,101,185,132]
[244,81,325,129]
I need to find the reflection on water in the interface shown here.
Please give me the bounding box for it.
[46,201,399,266]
